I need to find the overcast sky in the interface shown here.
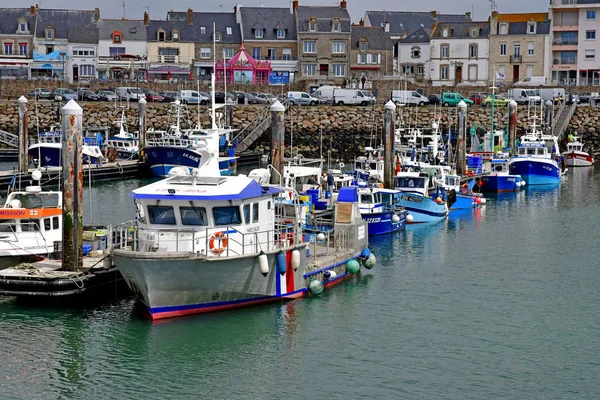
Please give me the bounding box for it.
[27,0,550,22]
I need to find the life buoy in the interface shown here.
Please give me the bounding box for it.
[461,183,469,194]
[339,162,345,168]
[209,232,228,254]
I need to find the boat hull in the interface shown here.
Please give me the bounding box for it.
[145,146,236,177]
[509,158,560,185]
[450,194,477,210]
[361,210,406,235]
[28,145,102,167]
[480,175,521,192]
[564,151,594,167]
[397,193,448,223]
[112,245,362,320]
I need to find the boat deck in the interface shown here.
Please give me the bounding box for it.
[0,254,110,281]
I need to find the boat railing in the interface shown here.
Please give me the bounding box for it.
[0,221,43,240]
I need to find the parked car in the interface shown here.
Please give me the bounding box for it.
[287,91,319,106]
[199,92,211,102]
[428,94,442,106]
[116,87,146,102]
[390,90,428,106]
[468,93,487,105]
[180,90,209,105]
[256,93,277,103]
[578,92,591,103]
[97,89,118,102]
[77,88,100,101]
[507,88,542,105]
[214,92,236,104]
[52,88,78,101]
[440,92,474,107]
[514,76,547,87]
[144,91,164,102]
[28,88,51,99]
[249,93,271,104]
[161,91,180,102]
[482,94,510,107]
[312,85,341,104]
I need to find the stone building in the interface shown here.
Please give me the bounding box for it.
[237,5,298,84]
[294,0,352,87]
[349,23,392,87]
[429,21,490,86]
[488,12,551,84]
[0,7,35,78]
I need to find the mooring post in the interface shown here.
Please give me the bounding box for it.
[138,97,147,149]
[508,100,518,155]
[17,96,28,175]
[544,100,553,134]
[225,98,234,128]
[270,100,285,185]
[457,100,467,176]
[383,100,396,189]
[61,100,84,272]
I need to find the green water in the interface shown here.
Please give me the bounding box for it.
[0,169,599,399]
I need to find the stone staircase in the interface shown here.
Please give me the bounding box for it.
[233,100,288,154]
[0,129,18,148]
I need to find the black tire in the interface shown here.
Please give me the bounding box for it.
[310,101,317,106]
[443,102,449,107]
[290,101,296,106]
[337,101,344,106]
[361,101,368,106]
[200,100,207,105]
[418,101,425,107]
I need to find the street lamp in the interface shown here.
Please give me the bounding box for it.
[59,51,67,82]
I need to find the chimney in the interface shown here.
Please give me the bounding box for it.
[234,5,237,13]
[359,18,364,27]
[490,11,498,35]
[143,12,149,26]
[430,11,437,19]
[340,0,347,9]
[465,11,471,20]
[94,7,100,22]
[293,0,299,9]
[187,8,193,25]
[384,21,390,32]
[491,10,498,18]
[30,5,35,16]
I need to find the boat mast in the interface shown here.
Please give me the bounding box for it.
[211,21,217,130]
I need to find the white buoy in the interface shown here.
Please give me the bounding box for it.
[480,198,487,204]
[291,249,300,270]
[325,270,337,280]
[392,214,401,223]
[406,214,414,224]
[31,170,42,181]
[258,251,269,277]
[317,232,326,242]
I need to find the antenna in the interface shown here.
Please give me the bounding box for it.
[487,0,497,13]
[119,0,126,19]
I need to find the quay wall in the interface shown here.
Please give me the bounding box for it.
[0,102,599,161]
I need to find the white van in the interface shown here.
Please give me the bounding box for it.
[390,90,429,106]
[514,76,547,87]
[180,90,209,105]
[538,88,566,103]
[288,91,319,106]
[116,87,146,102]
[313,85,340,104]
[332,89,376,106]
[508,88,542,105]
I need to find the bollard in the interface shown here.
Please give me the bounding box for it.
[457,100,467,176]
[544,100,553,134]
[17,96,28,174]
[508,100,518,155]
[270,100,285,185]
[383,100,396,189]
[61,100,84,272]
[138,97,147,149]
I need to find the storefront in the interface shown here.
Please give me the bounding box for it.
[215,44,271,86]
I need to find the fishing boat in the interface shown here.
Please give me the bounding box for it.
[0,171,61,269]
[393,171,448,223]
[105,108,139,160]
[563,136,594,167]
[28,125,104,167]
[479,153,525,192]
[424,165,487,209]
[357,187,407,235]
[353,147,384,183]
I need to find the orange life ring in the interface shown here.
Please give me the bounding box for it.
[461,183,469,194]
[209,232,228,254]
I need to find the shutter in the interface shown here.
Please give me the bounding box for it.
[358,54,361,64]
[378,54,381,64]
[367,54,372,64]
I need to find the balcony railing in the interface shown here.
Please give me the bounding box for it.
[553,38,578,45]
[148,55,191,64]
[510,55,521,63]
[551,0,579,5]
[553,58,577,64]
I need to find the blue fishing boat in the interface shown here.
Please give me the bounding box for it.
[422,165,487,209]
[393,171,448,223]
[28,127,104,167]
[358,187,407,235]
[480,153,525,192]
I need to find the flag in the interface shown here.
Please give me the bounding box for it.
[495,71,505,80]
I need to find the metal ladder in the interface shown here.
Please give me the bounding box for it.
[0,129,18,148]
[233,100,289,154]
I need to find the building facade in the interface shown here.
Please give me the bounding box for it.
[66,9,100,83]
[429,21,490,86]
[295,0,352,86]
[349,24,392,86]
[549,0,600,86]
[488,12,551,84]
[97,19,147,80]
[0,7,35,78]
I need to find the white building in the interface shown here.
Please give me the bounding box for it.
[97,19,147,80]
[397,28,431,81]
[429,21,490,86]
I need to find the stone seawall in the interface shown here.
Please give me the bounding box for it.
[0,102,599,160]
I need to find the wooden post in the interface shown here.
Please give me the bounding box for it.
[61,100,84,271]
[17,96,28,174]
[138,97,147,149]
[270,100,285,185]
[544,100,553,134]
[457,100,467,176]
[508,100,517,155]
[383,100,396,189]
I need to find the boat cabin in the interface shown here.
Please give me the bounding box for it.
[517,142,548,157]
[566,141,583,152]
[394,172,430,197]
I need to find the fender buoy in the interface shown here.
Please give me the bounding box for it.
[461,183,469,194]
[209,232,228,254]
[139,149,145,158]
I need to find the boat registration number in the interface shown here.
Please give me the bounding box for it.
[364,217,381,223]
[400,194,423,203]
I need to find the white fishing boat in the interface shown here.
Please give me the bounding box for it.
[106,108,139,160]
[564,136,594,167]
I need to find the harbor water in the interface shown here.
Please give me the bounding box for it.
[0,167,599,399]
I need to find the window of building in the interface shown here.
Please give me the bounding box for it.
[469,44,478,58]
[333,21,340,32]
[226,27,232,35]
[526,65,534,77]
[4,43,13,55]
[469,65,477,80]
[282,48,292,60]
[213,206,241,226]
[399,22,405,29]
[254,29,264,39]
[252,47,261,59]
[442,28,449,38]
[586,30,596,40]
[80,65,95,76]
[360,54,367,64]
[19,43,27,56]
[200,47,211,59]
[417,65,424,74]
[332,41,345,54]
[441,65,449,80]
[148,206,176,225]
[585,49,595,59]
[200,26,206,34]
[360,41,367,51]
[303,41,316,53]
[441,44,449,58]
[586,10,596,20]
[157,30,165,42]
[303,64,316,76]
[45,27,54,40]
[499,23,508,35]
[180,206,208,226]
[109,47,125,56]
[46,45,54,54]
[267,48,276,59]
[514,42,521,57]
[528,42,534,55]
[224,48,234,58]
[277,29,285,39]
[309,20,317,32]
[500,42,506,56]
[19,22,27,32]
[332,63,345,77]
[215,31,222,41]
[412,47,420,58]
[471,28,478,37]
[129,27,137,34]
[172,30,179,41]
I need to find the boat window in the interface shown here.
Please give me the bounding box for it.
[252,203,259,223]
[267,201,271,210]
[148,205,176,225]
[44,218,51,231]
[243,204,250,224]
[0,220,15,232]
[380,193,391,204]
[360,194,372,203]
[213,206,241,226]
[527,148,536,155]
[53,216,59,229]
[21,221,37,231]
[179,206,208,226]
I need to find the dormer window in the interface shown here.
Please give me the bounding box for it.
[45,26,55,40]
[200,26,206,34]
[214,31,222,41]
[471,27,478,37]
[442,27,449,38]
[399,22,405,29]
[226,27,232,35]
[528,21,536,34]
[157,29,165,42]
[277,29,285,39]
[18,18,28,34]
[172,30,180,41]
[332,19,340,32]
[359,39,367,52]
[499,22,508,35]
[309,18,317,32]
[254,29,264,39]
